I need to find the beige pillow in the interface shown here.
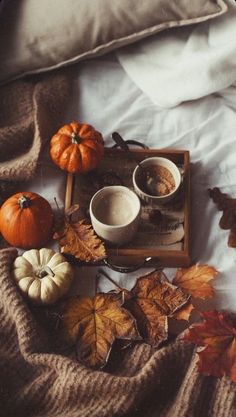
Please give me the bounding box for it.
[0,0,227,84]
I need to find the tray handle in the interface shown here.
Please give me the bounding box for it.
[111,139,149,150]
[102,256,160,273]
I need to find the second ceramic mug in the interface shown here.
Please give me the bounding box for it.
[132,156,181,204]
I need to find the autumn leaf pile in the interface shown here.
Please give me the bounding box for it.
[50,198,236,382]
[59,265,224,374]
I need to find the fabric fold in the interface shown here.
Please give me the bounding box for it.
[0,70,71,182]
[117,0,236,108]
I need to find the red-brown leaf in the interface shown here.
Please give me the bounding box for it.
[183,310,236,381]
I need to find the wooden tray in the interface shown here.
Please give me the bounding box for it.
[70,147,191,269]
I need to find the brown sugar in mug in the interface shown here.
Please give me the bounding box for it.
[132,157,181,204]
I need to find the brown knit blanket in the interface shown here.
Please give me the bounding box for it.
[0,72,235,417]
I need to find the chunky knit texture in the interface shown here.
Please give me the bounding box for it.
[0,71,236,416]
[0,71,71,181]
[0,248,235,417]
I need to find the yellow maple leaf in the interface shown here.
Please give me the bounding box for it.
[63,293,141,369]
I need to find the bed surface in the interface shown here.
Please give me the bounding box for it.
[23,51,236,313]
[2,2,236,416]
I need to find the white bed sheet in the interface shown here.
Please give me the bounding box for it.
[117,0,236,108]
[25,53,236,314]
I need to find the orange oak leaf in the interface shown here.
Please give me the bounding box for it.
[124,270,190,347]
[54,220,106,262]
[183,310,236,381]
[173,264,218,300]
[63,293,141,369]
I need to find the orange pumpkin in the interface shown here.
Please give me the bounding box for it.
[0,192,54,249]
[50,121,104,174]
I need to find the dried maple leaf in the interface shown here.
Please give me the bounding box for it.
[219,208,236,230]
[209,187,236,247]
[172,302,194,321]
[173,264,218,300]
[183,310,236,381]
[228,226,236,248]
[54,220,106,262]
[63,293,141,369]
[65,204,81,219]
[208,187,236,211]
[124,270,190,347]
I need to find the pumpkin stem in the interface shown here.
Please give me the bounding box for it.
[18,195,32,209]
[71,132,82,144]
[38,266,55,279]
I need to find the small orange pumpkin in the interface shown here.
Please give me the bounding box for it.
[0,192,54,249]
[50,121,104,174]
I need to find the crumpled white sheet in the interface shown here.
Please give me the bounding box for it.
[25,52,236,315]
[117,0,236,108]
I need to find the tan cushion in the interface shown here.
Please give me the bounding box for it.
[0,0,227,84]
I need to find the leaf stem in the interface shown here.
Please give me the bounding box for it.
[98,269,124,290]
[54,197,60,211]
[95,273,100,295]
[161,270,168,281]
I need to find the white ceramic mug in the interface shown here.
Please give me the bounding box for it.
[89,186,141,245]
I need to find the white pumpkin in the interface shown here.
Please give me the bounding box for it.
[12,248,74,305]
